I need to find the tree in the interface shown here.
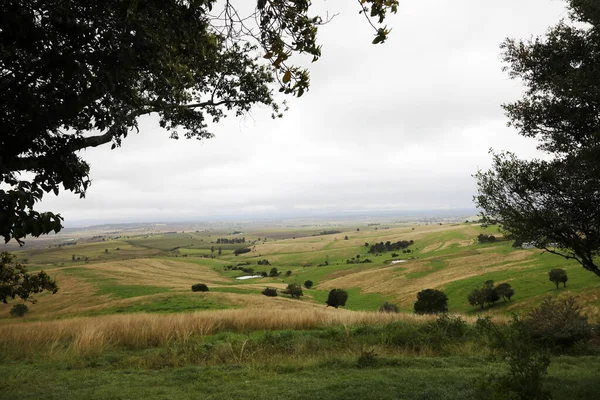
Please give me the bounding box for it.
[325,289,348,309]
[496,282,515,302]
[468,288,487,310]
[304,280,313,289]
[283,283,303,299]
[413,289,448,314]
[191,283,209,292]
[218,247,222,256]
[269,267,280,277]
[0,252,58,303]
[475,0,600,279]
[1,0,398,245]
[548,268,568,289]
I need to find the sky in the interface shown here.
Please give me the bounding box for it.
[38,0,569,226]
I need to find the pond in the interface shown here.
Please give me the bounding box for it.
[236,275,263,280]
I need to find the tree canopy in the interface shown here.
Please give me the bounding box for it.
[0,252,58,303]
[0,0,398,244]
[475,0,600,278]
[413,288,448,314]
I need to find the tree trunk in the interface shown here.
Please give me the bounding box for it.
[555,282,559,289]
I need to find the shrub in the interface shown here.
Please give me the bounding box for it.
[10,303,28,317]
[257,259,270,265]
[304,280,313,289]
[262,287,278,297]
[414,289,448,314]
[474,317,551,400]
[269,267,280,277]
[283,283,303,299]
[191,283,209,292]
[285,270,292,276]
[548,268,568,289]
[526,296,591,348]
[326,289,348,308]
[379,301,399,313]
[356,349,378,368]
[260,271,268,277]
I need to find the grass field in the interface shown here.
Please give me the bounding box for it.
[2,221,600,399]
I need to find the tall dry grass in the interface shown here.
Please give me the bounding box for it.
[0,308,492,356]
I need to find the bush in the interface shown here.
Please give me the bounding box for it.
[474,317,551,400]
[191,283,209,292]
[10,303,28,317]
[262,287,278,297]
[326,289,348,308]
[526,296,591,348]
[283,283,303,299]
[304,280,313,289]
[285,270,292,276]
[414,289,448,314]
[379,301,399,313]
[356,349,378,368]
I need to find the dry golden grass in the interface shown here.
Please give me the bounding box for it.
[0,272,116,320]
[0,307,501,356]
[0,309,421,354]
[70,258,230,288]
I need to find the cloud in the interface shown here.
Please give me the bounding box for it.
[37,0,568,225]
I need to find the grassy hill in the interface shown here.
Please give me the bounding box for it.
[3,222,598,321]
[1,222,599,399]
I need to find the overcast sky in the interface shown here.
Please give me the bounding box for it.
[39,0,569,226]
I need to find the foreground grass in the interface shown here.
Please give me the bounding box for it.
[2,356,599,400]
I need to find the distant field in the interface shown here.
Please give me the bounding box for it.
[3,222,600,321]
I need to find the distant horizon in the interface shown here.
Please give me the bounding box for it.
[60,207,480,228]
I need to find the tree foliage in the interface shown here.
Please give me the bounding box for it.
[0,252,58,303]
[0,0,398,244]
[191,283,209,292]
[467,280,509,309]
[326,289,348,308]
[303,280,313,289]
[283,283,303,299]
[475,0,600,278]
[413,289,448,314]
[548,268,568,289]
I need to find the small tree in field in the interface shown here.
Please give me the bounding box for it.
[283,283,303,299]
[269,267,280,277]
[413,289,448,314]
[326,289,348,309]
[191,283,209,292]
[496,283,515,302]
[468,288,487,309]
[304,280,313,289]
[549,269,568,289]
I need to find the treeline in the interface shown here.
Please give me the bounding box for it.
[368,240,414,254]
[216,237,246,244]
[312,230,341,236]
